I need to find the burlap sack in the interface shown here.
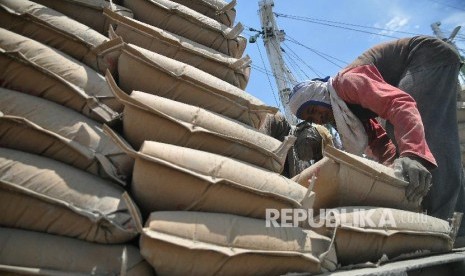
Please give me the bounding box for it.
[0,88,133,182]
[0,115,124,186]
[313,207,455,265]
[292,146,419,211]
[104,128,314,218]
[0,51,117,123]
[140,211,337,276]
[104,9,250,89]
[0,28,123,113]
[0,148,141,243]
[115,43,277,128]
[120,0,245,58]
[0,227,154,276]
[31,0,133,34]
[0,0,112,72]
[169,0,236,27]
[107,74,293,173]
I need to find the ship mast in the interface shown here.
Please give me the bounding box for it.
[258,0,298,124]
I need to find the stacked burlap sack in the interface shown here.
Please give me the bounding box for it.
[0,0,459,275]
[0,0,332,275]
[0,0,154,274]
[293,146,461,267]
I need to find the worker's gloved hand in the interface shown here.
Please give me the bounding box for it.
[393,156,432,202]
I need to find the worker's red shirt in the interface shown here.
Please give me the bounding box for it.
[332,64,437,168]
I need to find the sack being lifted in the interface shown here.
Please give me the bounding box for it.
[292,146,420,212]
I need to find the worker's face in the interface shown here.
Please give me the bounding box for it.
[301,105,335,125]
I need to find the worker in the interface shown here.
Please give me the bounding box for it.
[259,112,327,177]
[289,36,464,245]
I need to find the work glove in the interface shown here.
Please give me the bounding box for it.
[393,156,432,202]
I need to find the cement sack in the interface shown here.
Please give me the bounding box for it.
[0,148,141,243]
[140,211,337,276]
[31,0,133,35]
[292,146,420,212]
[0,115,124,186]
[0,0,112,73]
[458,102,465,123]
[107,74,293,173]
[169,0,236,27]
[120,0,245,58]
[0,88,133,182]
[104,9,250,89]
[115,43,276,128]
[0,51,117,123]
[105,129,314,218]
[0,227,154,276]
[0,28,122,113]
[314,207,455,265]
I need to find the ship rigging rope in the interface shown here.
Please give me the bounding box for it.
[282,42,323,78]
[255,42,282,108]
[286,35,347,69]
[283,47,311,80]
[243,26,293,88]
[275,13,417,38]
[243,19,463,92]
[275,13,465,45]
[245,23,346,78]
[283,49,309,81]
[251,64,291,83]
[244,23,349,73]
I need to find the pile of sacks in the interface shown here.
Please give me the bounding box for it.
[0,0,460,275]
[292,146,460,266]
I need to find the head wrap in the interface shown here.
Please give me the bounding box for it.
[289,78,331,119]
[290,76,369,156]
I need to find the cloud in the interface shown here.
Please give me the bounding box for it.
[377,16,410,36]
[442,12,465,27]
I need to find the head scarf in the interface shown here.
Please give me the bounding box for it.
[290,77,369,156]
[289,79,331,120]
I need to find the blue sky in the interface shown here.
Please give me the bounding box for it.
[235,0,465,109]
